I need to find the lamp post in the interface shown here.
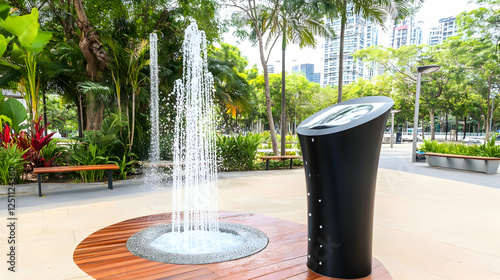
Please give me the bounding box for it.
[412,65,441,162]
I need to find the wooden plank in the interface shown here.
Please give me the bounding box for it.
[74,211,391,280]
[33,164,119,173]
[259,156,303,160]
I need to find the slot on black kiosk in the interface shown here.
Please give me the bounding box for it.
[297,96,393,279]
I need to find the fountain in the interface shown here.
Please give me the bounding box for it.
[145,33,161,187]
[126,21,268,264]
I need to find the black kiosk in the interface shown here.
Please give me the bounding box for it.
[297,96,393,278]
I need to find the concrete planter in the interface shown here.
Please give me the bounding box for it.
[424,152,500,174]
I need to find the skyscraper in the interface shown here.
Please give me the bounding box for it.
[323,14,367,86]
[389,0,425,48]
[427,16,458,46]
[292,63,321,84]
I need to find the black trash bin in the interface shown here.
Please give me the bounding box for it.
[396,132,402,144]
[297,96,393,279]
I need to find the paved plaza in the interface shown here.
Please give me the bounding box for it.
[1,143,499,279]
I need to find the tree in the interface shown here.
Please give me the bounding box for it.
[311,0,409,103]
[0,5,52,124]
[227,0,282,155]
[273,0,330,155]
[457,2,500,138]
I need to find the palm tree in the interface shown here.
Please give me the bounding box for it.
[272,0,331,155]
[226,0,283,155]
[311,0,409,103]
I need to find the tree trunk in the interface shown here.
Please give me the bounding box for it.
[85,94,104,131]
[281,39,286,156]
[77,94,83,138]
[257,32,279,155]
[455,115,459,141]
[463,116,467,140]
[337,17,346,103]
[73,0,109,131]
[129,91,136,153]
[430,108,435,140]
[43,90,47,137]
[486,94,491,139]
[445,112,448,140]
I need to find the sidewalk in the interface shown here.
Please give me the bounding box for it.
[0,144,499,279]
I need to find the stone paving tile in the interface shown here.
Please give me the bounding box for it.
[1,145,500,279]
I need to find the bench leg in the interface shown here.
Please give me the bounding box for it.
[37,173,43,197]
[266,159,270,170]
[108,170,113,190]
[290,158,293,169]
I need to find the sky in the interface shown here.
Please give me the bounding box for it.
[221,0,483,73]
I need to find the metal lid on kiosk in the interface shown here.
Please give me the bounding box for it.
[297,96,394,136]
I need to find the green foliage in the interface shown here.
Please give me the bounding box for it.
[419,134,500,158]
[109,152,138,180]
[69,142,111,182]
[40,139,68,167]
[217,133,263,171]
[0,144,27,185]
[0,98,28,133]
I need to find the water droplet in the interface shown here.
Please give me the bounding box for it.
[319,225,323,229]
[319,261,322,265]
[309,213,312,216]
[320,244,323,248]
[307,192,310,196]
[308,238,311,241]
[308,255,311,258]
[318,199,322,202]
[308,173,311,177]
[311,138,315,142]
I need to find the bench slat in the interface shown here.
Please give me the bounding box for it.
[33,164,119,173]
[259,156,303,160]
[423,153,500,161]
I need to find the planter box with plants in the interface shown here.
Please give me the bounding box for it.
[419,135,500,175]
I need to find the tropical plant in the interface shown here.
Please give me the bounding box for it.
[125,39,149,153]
[273,0,331,155]
[40,139,68,167]
[69,142,111,182]
[0,5,52,123]
[217,133,263,171]
[110,152,138,180]
[0,144,27,185]
[227,0,282,155]
[0,98,28,133]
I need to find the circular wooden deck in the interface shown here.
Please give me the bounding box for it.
[74,212,392,279]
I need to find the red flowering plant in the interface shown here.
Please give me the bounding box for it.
[29,116,57,169]
[0,124,13,148]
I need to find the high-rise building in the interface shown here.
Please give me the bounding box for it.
[389,0,425,48]
[427,16,457,46]
[292,63,321,84]
[323,14,367,87]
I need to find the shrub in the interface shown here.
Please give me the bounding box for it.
[217,133,263,171]
[69,142,112,182]
[0,145,27,185]
[419,133,499,158]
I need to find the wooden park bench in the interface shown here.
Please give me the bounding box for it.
[33,164,119,197]
[259,155,303,170]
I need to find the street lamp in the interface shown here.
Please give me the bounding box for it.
[412,65,441,163]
